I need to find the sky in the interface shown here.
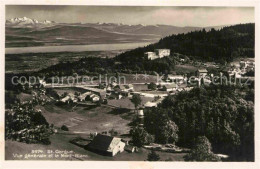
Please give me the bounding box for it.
[6,6,254,27]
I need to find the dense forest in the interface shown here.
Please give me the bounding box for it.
[138,84,254,161]
[35,55,178,77]
[25,23,254,78]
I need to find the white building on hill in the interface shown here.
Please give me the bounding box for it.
[155,49,170,58]
[145,52,158,60]
[145,49,170,60]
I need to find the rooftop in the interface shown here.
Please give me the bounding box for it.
[197,69,208,73]
[87,134,122,152]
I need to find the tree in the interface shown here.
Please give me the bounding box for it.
[144,108,179,144]
[5,102,53,144]
[131,94,142,109]
[98,83,106,89]
[158,120,179,144]
[130,126,154,147]
[148,82,157,90]
[184,136,220,161]
[162,85,167,91]
[147,150,160,161]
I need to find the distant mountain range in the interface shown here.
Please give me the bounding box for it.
[6,17,228,48]
[6,17,55,27]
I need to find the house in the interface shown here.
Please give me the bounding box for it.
[240,61,247,68]
[145,52,158,60]
[109,94,122,100]
[183,87,194,91]
[246,64,254,71]
[92,96,100,102]
[127,84,134,90]
[117,94,123,100]
[114,84,134,92]
[162,83,178,92]
[60,93,75,104]
[124,145,137,153]
[106,86,113,92]
[155,49,170,58]
[144,101,158,108]
[196,69,208,78]
[86,134,125,156]
[89,94,100,102]
[83,87,106,101]
[166,75,185,83]
[234,72,242,78]
[33,79,46,88]
[204,62,216,67]
[111,81,118,87]
[78,92,91,102]
[60,96,70,103]
[39,79,46,87]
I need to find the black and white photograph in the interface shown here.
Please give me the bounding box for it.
[1,1,259,167]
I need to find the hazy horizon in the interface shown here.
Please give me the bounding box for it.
[6,6,254,27]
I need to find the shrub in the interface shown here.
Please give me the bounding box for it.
[148,82,157,90]
[61,125,69,131]
[147,150,160,161]
[184,136,221,161]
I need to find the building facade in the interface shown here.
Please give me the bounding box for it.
[145,49,170,60]
[87,134,126,156]
[155,49,170,58]
[144,52,158,60]
[196,69,208,78]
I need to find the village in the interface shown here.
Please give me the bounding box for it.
[5,47,254,160]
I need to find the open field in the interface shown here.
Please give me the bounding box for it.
[5,134,186,161]
[16,92,34,102]
[107,97,154,110]
[37,103,132,135]
[174,64,198,74]
[53,87,87,96]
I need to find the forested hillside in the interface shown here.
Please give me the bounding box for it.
[116,23,254,64]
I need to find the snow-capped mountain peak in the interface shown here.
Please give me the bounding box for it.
[6,17,55,27]
[33,19,39,24]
